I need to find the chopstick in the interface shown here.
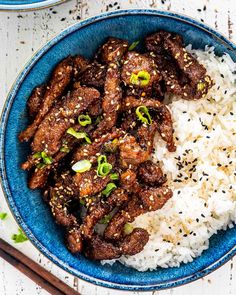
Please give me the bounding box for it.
[0,238,80,295]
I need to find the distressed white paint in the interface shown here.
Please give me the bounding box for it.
[0,1,236,294]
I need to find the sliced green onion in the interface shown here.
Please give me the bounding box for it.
[60,146,70,153]
[97,155,107,165]
[130,70,151,87]
[98,163,112,177]
[78,114,92,126]
[79,199,86,206]
[128,40,140,51]
[0,212,7,220]
[124,223,134,235]
[72,160,92,173]
[102,183,117,197]
[66,127,91,144]
[33,151,52,165]
[110,173,119,180]
[12,228,28,243]
[94,115,103,125]
[36,163,46,169]
[99,214,112,224]
[136,105,152,125]
[41,151,53,165]
[33,152,42,159]
[104,138,119,153]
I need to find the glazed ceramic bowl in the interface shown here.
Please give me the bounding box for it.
[0,10,236,291]
[0,0,66,11]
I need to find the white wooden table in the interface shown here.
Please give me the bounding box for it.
[0,1,236,294]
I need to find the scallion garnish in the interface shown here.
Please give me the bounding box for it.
[60,146,70,153]
[78,114,92,126]
[36,163,46,169]
[110,173,119,180]
[99,214,112,224]
[33,151,53,166]
[128,40,140,51]
[66,127,91,144]
[98,163,112,177]
[136,105,152,125]
[72,160,92,173]
[97,155,112,177]
[102,183,117,197]
[0,212,7,220]
[124,223,134,235]
[130,70,151,87]
[12,228,28,243]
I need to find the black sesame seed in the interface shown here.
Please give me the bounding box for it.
[201,214,205,218]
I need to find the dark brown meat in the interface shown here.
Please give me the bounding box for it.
[99,37,129,63]
[81,188,129,239]
[119,135,150,167]
[73,55,89,79]
[84,228,149,260]
[19,57,74,142]
[49,175,78,227]
[138,161,166,186]
[122,96,161,111]
[156,105,176,152]
[28,166,50,189]
[122,96,176,152]
[119,228,149,255]
[93,63,122,138]
[119,121,157,167]
[73,128,124,163]
[104,185,172,241]
[31,86,100,156]
[104,196,144,241]
[121,51,160,89]
[66,226,83,254]
[84,234,121,260]
[120,169,139,193]
[27,85,46,119]
[79,62,107,88]
[139,186,173,211]
[145,31,213,100]
[73,170,110,198]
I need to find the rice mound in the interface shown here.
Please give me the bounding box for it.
[105,47,236,271]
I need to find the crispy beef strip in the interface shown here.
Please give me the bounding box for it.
[73,170,111,198]
[122,96,176,152]
[79,62,107,89]
[49,174,78,227]
[119,122,157,168]
[138,161,166,186]
[84,228,149,260]
[121,51,161,95]
[92,63,122,138]
[98,37,129,64]
[31,86,100,156]
[27,85,46,119]
[120,169,140,193]
[66,225,83,254]
[81,188,129,239]
[73,55,90,79]
[145,31,213,99]
[73,128,124,163]
[104,186,172,241]
[19,57,74,142]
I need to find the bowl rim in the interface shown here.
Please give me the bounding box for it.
[0,9,236,291]
[0,0,66,11]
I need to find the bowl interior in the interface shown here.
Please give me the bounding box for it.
[1,11,236,290]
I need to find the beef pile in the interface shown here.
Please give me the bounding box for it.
[19,31,213,260]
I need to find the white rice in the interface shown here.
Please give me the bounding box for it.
[104,47,236,271]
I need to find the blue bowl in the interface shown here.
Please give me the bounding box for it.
[1,10,236,291]
[0,0,66,11]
